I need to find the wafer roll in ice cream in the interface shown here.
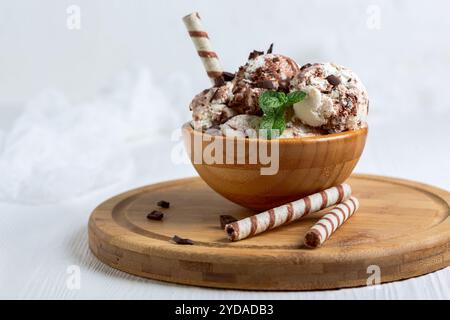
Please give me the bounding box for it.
[304,196,359,248]
[225,184,352,241]
[183,12,223,83]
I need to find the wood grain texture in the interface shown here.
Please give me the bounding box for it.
[182,123,367,210]
[88,174,450,291]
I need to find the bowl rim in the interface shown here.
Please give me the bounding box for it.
[182,122,368,144]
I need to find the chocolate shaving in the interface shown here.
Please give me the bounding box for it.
[222,71,235,81]
[209,87,220,102]
[248,50,264,60]
[278,78,291,92]
[214,76,226,87]
[267,43,274,54]
[157,200,170,208]
[172,235,194,245]
[326,75,341,87]
[220,215,238,229]
[255,80,275,89]
[300,63,312,70]
[147,210,164,221]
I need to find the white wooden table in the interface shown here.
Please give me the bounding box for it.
[1,112,449,299]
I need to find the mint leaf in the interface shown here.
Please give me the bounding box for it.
[260,115,274,130]
[258,91,286,114]
[286,90,307,106]
[276,91,288,105]
[272,111,286,135]
[260,115,275,139]
[258,90,307,139]
[260,109,285,139]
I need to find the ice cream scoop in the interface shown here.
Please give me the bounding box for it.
[190,82,236,130]
[235,52,300,85]
[291,63,369,133]
[227,52,300,115]
[190,50,301,128]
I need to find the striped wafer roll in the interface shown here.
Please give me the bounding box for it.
[225,184,352,241]
[182,12,223,83]
[304,196,359,248]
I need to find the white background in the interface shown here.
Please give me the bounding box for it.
[0,0,449,299]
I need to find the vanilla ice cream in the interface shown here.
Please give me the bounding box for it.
[290,63,369,133]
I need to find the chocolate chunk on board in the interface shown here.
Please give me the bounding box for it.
[220,215,238,229]
[267,43,274,54]
[326,75,341,86]
[147,210,164,221]
[172,235,194,245]
[157,200,170,208]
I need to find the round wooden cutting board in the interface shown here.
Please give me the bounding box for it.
[88,174,450,290]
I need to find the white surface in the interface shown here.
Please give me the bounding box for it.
[0,68,187,204]
[0,108,449,299]
[0,0,449,300]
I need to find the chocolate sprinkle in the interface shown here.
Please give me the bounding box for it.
[255,80,275,89]
[172,235,194,245]
[220,215,238,229]
[267,43,274,54]
[326,75,341,86]
[248,50,264,60]
[157,200,170,208]
[147,210,164,221]
[222,71,235,81]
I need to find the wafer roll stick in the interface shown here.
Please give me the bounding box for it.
[225,184,352,241]
[304,196,359,248]
[182,12,223,83]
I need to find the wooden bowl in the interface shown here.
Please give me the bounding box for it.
[182,122,368,211]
